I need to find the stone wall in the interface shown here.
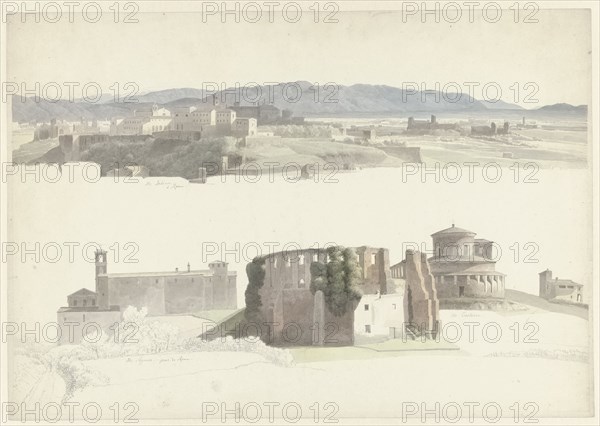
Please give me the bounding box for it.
[355,246,393,294]
[403,250,439,337]
[257,248,361,346]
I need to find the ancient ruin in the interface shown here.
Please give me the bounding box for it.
[403,250,439,338]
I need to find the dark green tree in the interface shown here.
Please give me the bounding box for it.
[310,246,362,316]
[244,257,266,323]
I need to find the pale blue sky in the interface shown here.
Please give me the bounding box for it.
[6,5,592,106]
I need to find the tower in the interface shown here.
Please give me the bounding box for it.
[209,260,228,276]
[539,269,552,298]
[209,261,231,308]
[95,249,107,285]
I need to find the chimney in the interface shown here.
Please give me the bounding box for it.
[175,267,179,272]
[187,262,190,272]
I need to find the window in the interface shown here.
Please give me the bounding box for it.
[313,253,318,262]
[371,253,376,264]
[92,300,96,306]
[298,279,305,288]
[364,304,369,311]
[299,255,305,265]
[365,325,371,333]
[73,300,77,306]
[559,285,566,288]
[83,299,87,306]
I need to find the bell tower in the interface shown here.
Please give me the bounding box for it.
[95,249,107,284]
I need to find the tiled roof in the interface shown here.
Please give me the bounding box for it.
[57,305,120,313]
[431,224,476,236]
[67,288,97,297]
[553,279,582,287]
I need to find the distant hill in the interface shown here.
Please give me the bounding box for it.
[536,103,588,114]
[481,99,525,110]
[136,88,206,104]
[12,82,583,123]
[11,96,152,122]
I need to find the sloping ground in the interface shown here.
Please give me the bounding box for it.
[30,145,65,164]
[440,297,527,311]
[12,139,60,163]
[197,308,247,340]
[150,315,218,339]
[243,138,407,169]
[505,289,589,320]
[190,309,240,323]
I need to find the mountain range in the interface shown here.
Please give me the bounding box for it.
[11,82,587,123]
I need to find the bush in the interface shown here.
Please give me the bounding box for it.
[310,246,362,316]
[244,257,266,324]
[179,336,294,367]
[80,137,236,178]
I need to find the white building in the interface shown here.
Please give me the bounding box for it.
[111,104,173,136]
[56,288,121,344]
[354,291,405,337]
